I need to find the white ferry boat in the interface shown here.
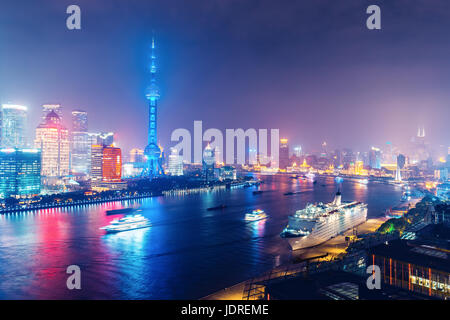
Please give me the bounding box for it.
[100,214,151,233]
[245,209,268,221]
[281,190,367,250]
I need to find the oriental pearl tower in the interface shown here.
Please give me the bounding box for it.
[144,36,163,178]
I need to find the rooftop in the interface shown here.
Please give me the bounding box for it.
[369,238,450,273]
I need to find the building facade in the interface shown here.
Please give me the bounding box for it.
[203,144,215,181]
[102,146,122,182]
[70,110,90,175]
[35,111,70,177]
[41,104,62,124]
[0,104,27,148]
[168,147,183,176]
[0,148,41,198]
[279,138,289,170]
[90,145,122,183]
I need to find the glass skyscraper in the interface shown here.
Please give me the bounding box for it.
[0,148,41,198]
[35,111,70,177]
[70,110,90,174]
[168,147,183,176]
[0,104,27,148]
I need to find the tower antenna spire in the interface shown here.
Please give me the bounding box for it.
[144,32,163,178]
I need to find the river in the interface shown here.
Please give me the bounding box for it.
[0,175,403,299]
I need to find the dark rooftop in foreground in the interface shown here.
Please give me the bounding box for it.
[265,270,435,300]
[369,237,450,273]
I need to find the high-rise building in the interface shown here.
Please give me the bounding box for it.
[41,104,62,124]
[35,111,70,177]
[70,110,90,175]
[130,148,145,163]
[71,110,88,132]
[102,147,122,182]
[88,132,114,147]
[279,138,289,169]
[144,36,163,178]
[90,145,122,183]
[369,147,381,169]
[397,154,406,169]
[90,145,104,182]
[0,104,27,148]
[0,148,41,198]
[203,144,215,181]
[214,146,222,165]
[219,166,236,180]
[168,148,183,176]
[293,146,302,158]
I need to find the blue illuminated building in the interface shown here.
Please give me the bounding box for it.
[144,36,163,178]
[0,148,41,198]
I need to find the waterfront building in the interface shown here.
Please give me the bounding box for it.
[0,104,27,148]
[41,104,62,124]
[35,111,70,177]
[219,166,236,180]
[0,148,41,198]
[102,146,122,182]
[90,145,122,183]
[70,110,90,175]
[293,146,302,158]
[370,239,449,300]
[90,145,104,182]
[203,144,215,181]
[279,138,289,170]
[436,182,450,200]
[144,36,163,178]
[354,160,365,175]
[71,110,88,131]
[369,147,381,169]
[88,132,114,147]
[214,146,222,165]
[397,154,406,169]
[434,168,448,182]
[168,148,183,176]
[122,162,145,178]
[130,148,145,163]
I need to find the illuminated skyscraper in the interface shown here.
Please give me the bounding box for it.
[203,144,215,181]
[279,138,289,169]
[102,146,122,182]
[0,104,27,148]
[90,145,122,183]
[0,148,41,198]
[90,145,104,182]
[144,36,163,178]
[168,148,183,176]
[41,104,62,124]
[130,148,145,163]
[35,111,70,177]
[88,132,114,147]
[71,110,88,131]
[369,147,381,169]
[71,110,90,174]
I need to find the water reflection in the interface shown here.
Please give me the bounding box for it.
[0,175,403,299]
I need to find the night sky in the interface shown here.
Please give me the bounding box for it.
[1,0,449,155]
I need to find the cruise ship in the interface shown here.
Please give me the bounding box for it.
[280,191,367,250]
[100,214,151,233]
[245,209,268,221]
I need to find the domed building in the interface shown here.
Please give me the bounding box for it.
[35,111,70,177]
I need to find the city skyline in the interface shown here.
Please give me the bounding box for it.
[0,1,449,303]
[1,1,449,156]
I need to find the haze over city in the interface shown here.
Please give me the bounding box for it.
[1,0,449,156]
